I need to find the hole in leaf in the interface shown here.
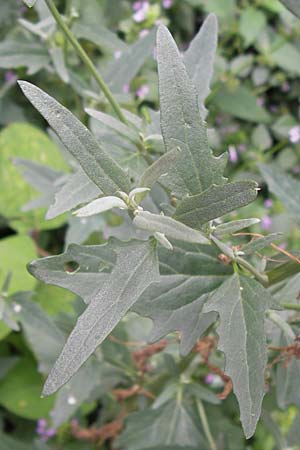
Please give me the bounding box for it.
[63,261,80,274]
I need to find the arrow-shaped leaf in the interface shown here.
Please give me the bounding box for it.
[174,181,258,229]
[203,274,273,438]
[157,25,227,197]
[42,239,159,395]
[18,81,131,195]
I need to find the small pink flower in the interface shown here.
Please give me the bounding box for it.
[162,0,173,8]
[139,29,149,38]
[205,373,215,385]
[133,1,149,22]
[261,215,272,230]
[289,125,300,144]
[123,84,130,93]
[238,144,246,153]
[228,145,238,163]
[264,199,273,208]
[278,242,287,250]
[136,84,149,99]
[132,1,143,11]
[256,97,265,106]
[292,166,300,174]
[114,50,122,59]
[4,70,16,83]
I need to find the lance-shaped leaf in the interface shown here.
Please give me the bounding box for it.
[241,233,283,255]
[22,0,37,6]
[42,239,159,395]
[157,25,227,197]
[259,163,300,223]
[214,218,260,238]
[46,169,101,220]
[280,0,300,18]
[133,211,210,244]
[203,274,273,438]
[183,13,218,117]
[73,22,128,54]
[18,81,131,194]
[174,181,258,229]
[28,240,117,304]
[0,41,49,75]
[74,196,127,217]
[49,46,69,83]
[138,147,182,189]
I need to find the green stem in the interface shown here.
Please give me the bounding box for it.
[235,256,269,287]
[282,303,300,311]
[44,0,128,125]
[197,400,217,450]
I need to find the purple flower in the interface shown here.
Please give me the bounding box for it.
[228,145,238,163]
[139,29,149,38]
[132,1,143,10]
[292,166,300,174]
[205,373,215,385]
[264,199,273,209]
[256,97,265,106]
[278,242,287,250]
[4,70,16,83]
[123,84,130,93]
[36,419,56,441]
[136,84,149,99]
[269,105,278,113]
[162,0,173,8]
[261,215,272,230]
[281,81,290,93]
[133,1,149,22]
[289,125,300,144]
[238,144,246,153]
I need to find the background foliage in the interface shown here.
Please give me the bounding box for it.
[1,0,300,449]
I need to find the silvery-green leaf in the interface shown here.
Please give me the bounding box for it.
[85,108,139,144]
[280,0,300,18]
[128,187,150,204]
[0,41,49,75]
[274,273,300,306]
[46,169,101,220]
[73,22,128,53]
[28,240,117,304]
[49,46,69,83]
[276,332,300,409]
[157,25,227,197]
[65,215,106,247]
[138,147,182,189]
[42,239,159,395]
[174,181,258,229]
[74,196,127,217]
[210,235,235,259]
[18,81,131,194]
[241,233,283,255]
[214,218,261,238]
[154,232,173,250]
[104,29,156,93]
[183,13,218,117]
[203,274,272,438]
[22,0,37,6]
[133,211,210,244]
[259,163,300,223]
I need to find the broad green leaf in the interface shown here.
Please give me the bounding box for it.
[42,239,159,395]
[239,7,266,47]
[116,399,206,449]
[17,293,65,373]
[214,218,260,238]
[0,432,38,450]
[241,233,283,255]
[280,0,300,18]
[74,196,127,217]
[174,181,258,229]
[133,211,210,244]
[34,283,75,316]
[183,13,218,117]
[203,274,273,438]
[157,25,227,197]
[0,235,36,294]
[139,147,182,189]
[0,358,54,419]
[0,123,67,232]
[18,81,131,195]
[0,357,19,380]
[259,163,300,223]
[104,29,156,93]
[0,40,49,74]
[28,240,117,303]
[46,169,101,220]
[213,86,271,123]
[73,22,128,54]
[270,41,300,76]
[85,108,139,144]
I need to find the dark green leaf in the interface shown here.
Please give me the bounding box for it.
[174,181,258,229]
[18,81,131,194]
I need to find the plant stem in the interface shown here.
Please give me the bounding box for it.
[235,256,269,286]
[282,303,300,311]
[197,400,217,450]
[44,0,128,125]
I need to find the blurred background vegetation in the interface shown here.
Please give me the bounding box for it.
[1,0,300,449]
